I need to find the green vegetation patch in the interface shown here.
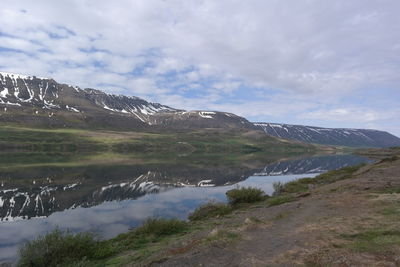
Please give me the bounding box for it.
[18,229,115,267]
[18,219,190,266]
[312,164,365,184]
[189,202,233,221]
[226,187,265,205]
[112,218,189,251]
[342,229,400,253]
[380,156,399,163]
[266,195,295,206]
[135,218,189,237]
[274,177,315,195]
[375,187,400,194]
[0,126,98,152]
[273,164,365,197]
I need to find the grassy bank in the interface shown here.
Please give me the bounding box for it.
[0,125,314,153]
[0,125,316,169]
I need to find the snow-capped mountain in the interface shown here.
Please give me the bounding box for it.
[0,72,253,130]
[1,71,399,147]
[254,122,400,148]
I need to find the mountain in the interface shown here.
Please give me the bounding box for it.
[0,72,253,130]
[1,71,399,148]
[254,122,400,148]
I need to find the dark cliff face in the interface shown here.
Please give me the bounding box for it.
[254,122,400,148]
[0,72,254,130]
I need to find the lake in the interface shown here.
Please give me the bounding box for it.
[0,153,371,263]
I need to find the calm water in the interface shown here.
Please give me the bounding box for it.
[0,153,370,263]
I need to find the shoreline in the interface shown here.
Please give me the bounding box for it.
[11,147,400,266]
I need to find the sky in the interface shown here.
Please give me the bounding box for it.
[0,0,399,136]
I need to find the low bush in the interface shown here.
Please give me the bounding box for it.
[226,187,265,205]
[273,164,366,197]
[272,181,284,195]
[280,177,315,194]
[189,202,233,221]
[18,219,188,266]
[18,229,113,267]
[266,195,295,206]
[313,164,365,184]
[135,218,188,237]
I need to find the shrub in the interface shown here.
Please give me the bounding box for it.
[380,156,399,163]
[135,218,188,237]
[272,181,284,196]
[189,202,233,221]
[280,177,315,194]
[266,195,295,206]
[18,229,109,267]
[313,164,365,184]
[226,187,265,205]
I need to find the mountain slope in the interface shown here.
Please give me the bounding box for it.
[254,122,400,148]
[1,71,399,148]
[0,72,253,130]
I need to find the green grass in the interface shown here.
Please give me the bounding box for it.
[273,164,366,197]
[342,230,400,253]
[226,187,265,205]
[111,218,189,252]
[274,177,315,194]
[266,195,295,206]
[0,125,316,155]
[379,206,400,217]
[18,229,115,267]
[18,219,189,267]
[189,202,233,221]
[0,125,316,170]
[0,126,98,152]
[312,164,365,184]
[134,218,188,237]
[376,187,400,194]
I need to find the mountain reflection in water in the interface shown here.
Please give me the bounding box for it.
[0,153,370,263]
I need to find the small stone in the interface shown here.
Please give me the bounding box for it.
[210,228,219,236]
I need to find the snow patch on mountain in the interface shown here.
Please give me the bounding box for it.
[199,111,216,119]
[254,122,400,148]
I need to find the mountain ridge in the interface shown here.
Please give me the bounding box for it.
[0,71,253,130]
[1,71,399,148]
[254,122,400,148]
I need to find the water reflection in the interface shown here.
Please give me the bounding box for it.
[0,153,370,263]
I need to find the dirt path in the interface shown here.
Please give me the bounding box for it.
[143,151,400,266]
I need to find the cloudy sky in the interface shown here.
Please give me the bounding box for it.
[1,0,399,136]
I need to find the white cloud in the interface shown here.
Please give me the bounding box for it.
[0,0,399,134]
